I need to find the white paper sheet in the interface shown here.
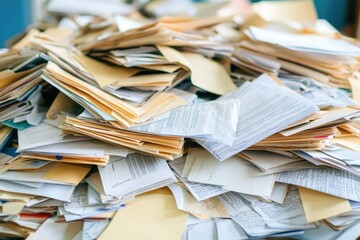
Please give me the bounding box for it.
[276,168,360,201]
[168,156,227,201]
[18,122,88,151]
[0,180,75,202]
[82,220,110,240]
[197,74,318,161]
[187,219,217,240]
[98,153,176,199]
[24,139,129,157]
[227,195,287,237]
[242,150,301,172]
[270,182,289,204]
[247,26,360,56]
[131,99,240,146]
[168,184,229,218]
[29,217,83,240]
[215,218,248,240]
[246,190,315,229]
[188,152,275,198]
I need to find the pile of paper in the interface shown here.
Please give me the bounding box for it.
[1,1,360,239]
[239,26,360,89]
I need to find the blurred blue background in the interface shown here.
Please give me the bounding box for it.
[0,0,32,48]
[0,0,354,48]
[314,0,352,30]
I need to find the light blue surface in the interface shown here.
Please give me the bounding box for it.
[313,0,351,30]
[0,0,32,47]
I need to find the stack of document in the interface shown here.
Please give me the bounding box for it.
[0,51,48,129]
[97,153,176,203]
[249,126,338,151]
[1,2,360,239]
[62,116,184,160]
[239,26,360,90]
[17,122,130,165]
[78,16,232,52]
[42,60,186,127]
[73,51,190,102]
[77,16,238,96]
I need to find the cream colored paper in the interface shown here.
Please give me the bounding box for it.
[43,163,91,185]
[299,187,352,223]
[253,0,317,23]
[98,188,188,240]
[73,54,139,88]
[157,45,237,95]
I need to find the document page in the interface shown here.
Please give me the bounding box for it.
[247,26,360,56]
[0,180,75,202]
[187,219,217,240]
[197,74,319,161]
[220,192,286,237]
[169,157,227,201]
[18,122,88,150]
[168,184,229,218]
[270,182,288,204]
[276,168,360,201]
[298,187,352,223]
[98,153,175,198]
[82,221,110,240]
[247,190,313,228]
[215,218,248,240]
[131,99,240,146]
[24,139,129,157]
[188,152,275,197]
